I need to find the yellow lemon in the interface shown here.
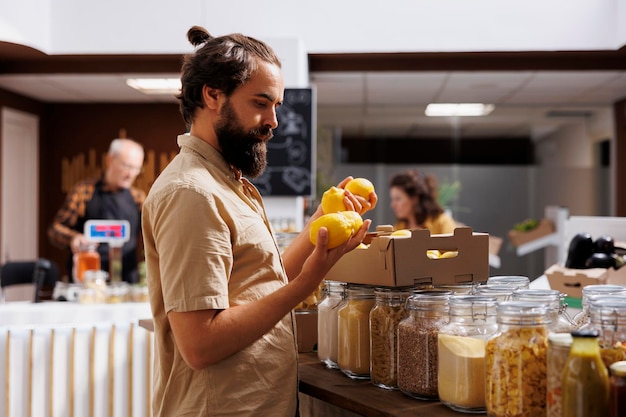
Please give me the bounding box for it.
[321,186,347,214]
[341,210,364,232]
[310,212,353,248]
[391,229,412,237]
[345,177,375,200]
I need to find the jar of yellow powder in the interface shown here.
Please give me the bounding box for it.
[337,284,376,379]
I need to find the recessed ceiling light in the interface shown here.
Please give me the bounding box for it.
[425,103,495,117]
[126,78,181,95]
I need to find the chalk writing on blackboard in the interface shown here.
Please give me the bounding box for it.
[252,88,315,196]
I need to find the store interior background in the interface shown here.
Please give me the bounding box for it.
[1,0,625,281]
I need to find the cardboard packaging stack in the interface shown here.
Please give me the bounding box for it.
[324,226,490,287]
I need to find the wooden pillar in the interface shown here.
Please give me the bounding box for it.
[615,99,626,216]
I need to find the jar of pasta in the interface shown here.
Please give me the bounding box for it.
[546,332,573,417]
[438,295,498,413]
[512,288,575,334]
[398,290,452,399]
[572,284,626,329]
[581,296,626,368]
[369,287,411,389]
[486,300,551,417]
[337,284,376,379]
[317,280,346,368]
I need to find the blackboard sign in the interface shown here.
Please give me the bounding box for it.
[251,88,315,196]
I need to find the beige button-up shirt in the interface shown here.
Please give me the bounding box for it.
[142,134,298,417]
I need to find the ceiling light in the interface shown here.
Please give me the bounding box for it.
[126,78,181,95]
[425,103,495,117]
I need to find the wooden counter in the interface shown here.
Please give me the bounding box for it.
[298,352,467,417]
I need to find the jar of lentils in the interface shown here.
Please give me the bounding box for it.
[485,300,551,417]
[397,290,452,399]
[369,286,411,389]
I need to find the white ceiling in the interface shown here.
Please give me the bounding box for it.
[1,70,625,140]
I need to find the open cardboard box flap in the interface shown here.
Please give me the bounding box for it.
[325,226,489,287]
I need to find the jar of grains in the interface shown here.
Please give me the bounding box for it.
[512,289,575,334]
[546,333,573,417]
[485,301,551,417]
[317,280,347,368]
[369,287,411,389]
[438,295,498,413]
[571,284,626,329]
[580,296,626,368]
[397,290,452,399]
[337,284,376,379]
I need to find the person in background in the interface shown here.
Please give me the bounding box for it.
[389,169,457,234]
[141,26,376,417]
[48,138,145,283]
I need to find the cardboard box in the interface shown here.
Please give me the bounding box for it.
[508,218,555,247]
[545,263,626,298]
[324,227,489,287]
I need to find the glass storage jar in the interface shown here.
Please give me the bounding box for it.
[433,282,477,294]
[317,280,346,368]
[438,295,498,413]
[546,332,573,417]
[73,242,100,283]
[485,300,551,417]
[369,287,411,389]
[580,296,626,368]
[486,275,530,289]
[572,284,626,329]
[609,361,626,417]
[512,288,575,334]
[397,290,452,400]
[474,284,517,302]
[337,284,376,379]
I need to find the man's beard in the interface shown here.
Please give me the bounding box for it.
[216,100,273,178]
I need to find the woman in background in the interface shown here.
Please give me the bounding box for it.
[389,170,457,234]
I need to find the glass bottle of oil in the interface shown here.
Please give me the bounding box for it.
[561,329,609,417]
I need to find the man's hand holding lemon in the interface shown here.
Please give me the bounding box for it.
[310,177,377,249]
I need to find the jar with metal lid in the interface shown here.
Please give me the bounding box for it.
[317,280,346,368]
[337,284,376,379]
[546,332,573,417]
[486,301,552,417]
[369,286,411,389]
[572,284,626,329]
[561,329,610,417]
[512,288,575,333]
[397,290,452,399]
[486,275,530,290]
[609,360,626,417]
[438,295,498,413]
[474,284,517,302]
[580,296,626,368]
[433,282,476,294]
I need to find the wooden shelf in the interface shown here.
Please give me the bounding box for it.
[298,352,464,417]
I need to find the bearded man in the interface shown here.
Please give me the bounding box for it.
[141,26,377,417]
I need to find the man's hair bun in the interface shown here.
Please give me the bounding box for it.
[187,26,212,47]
